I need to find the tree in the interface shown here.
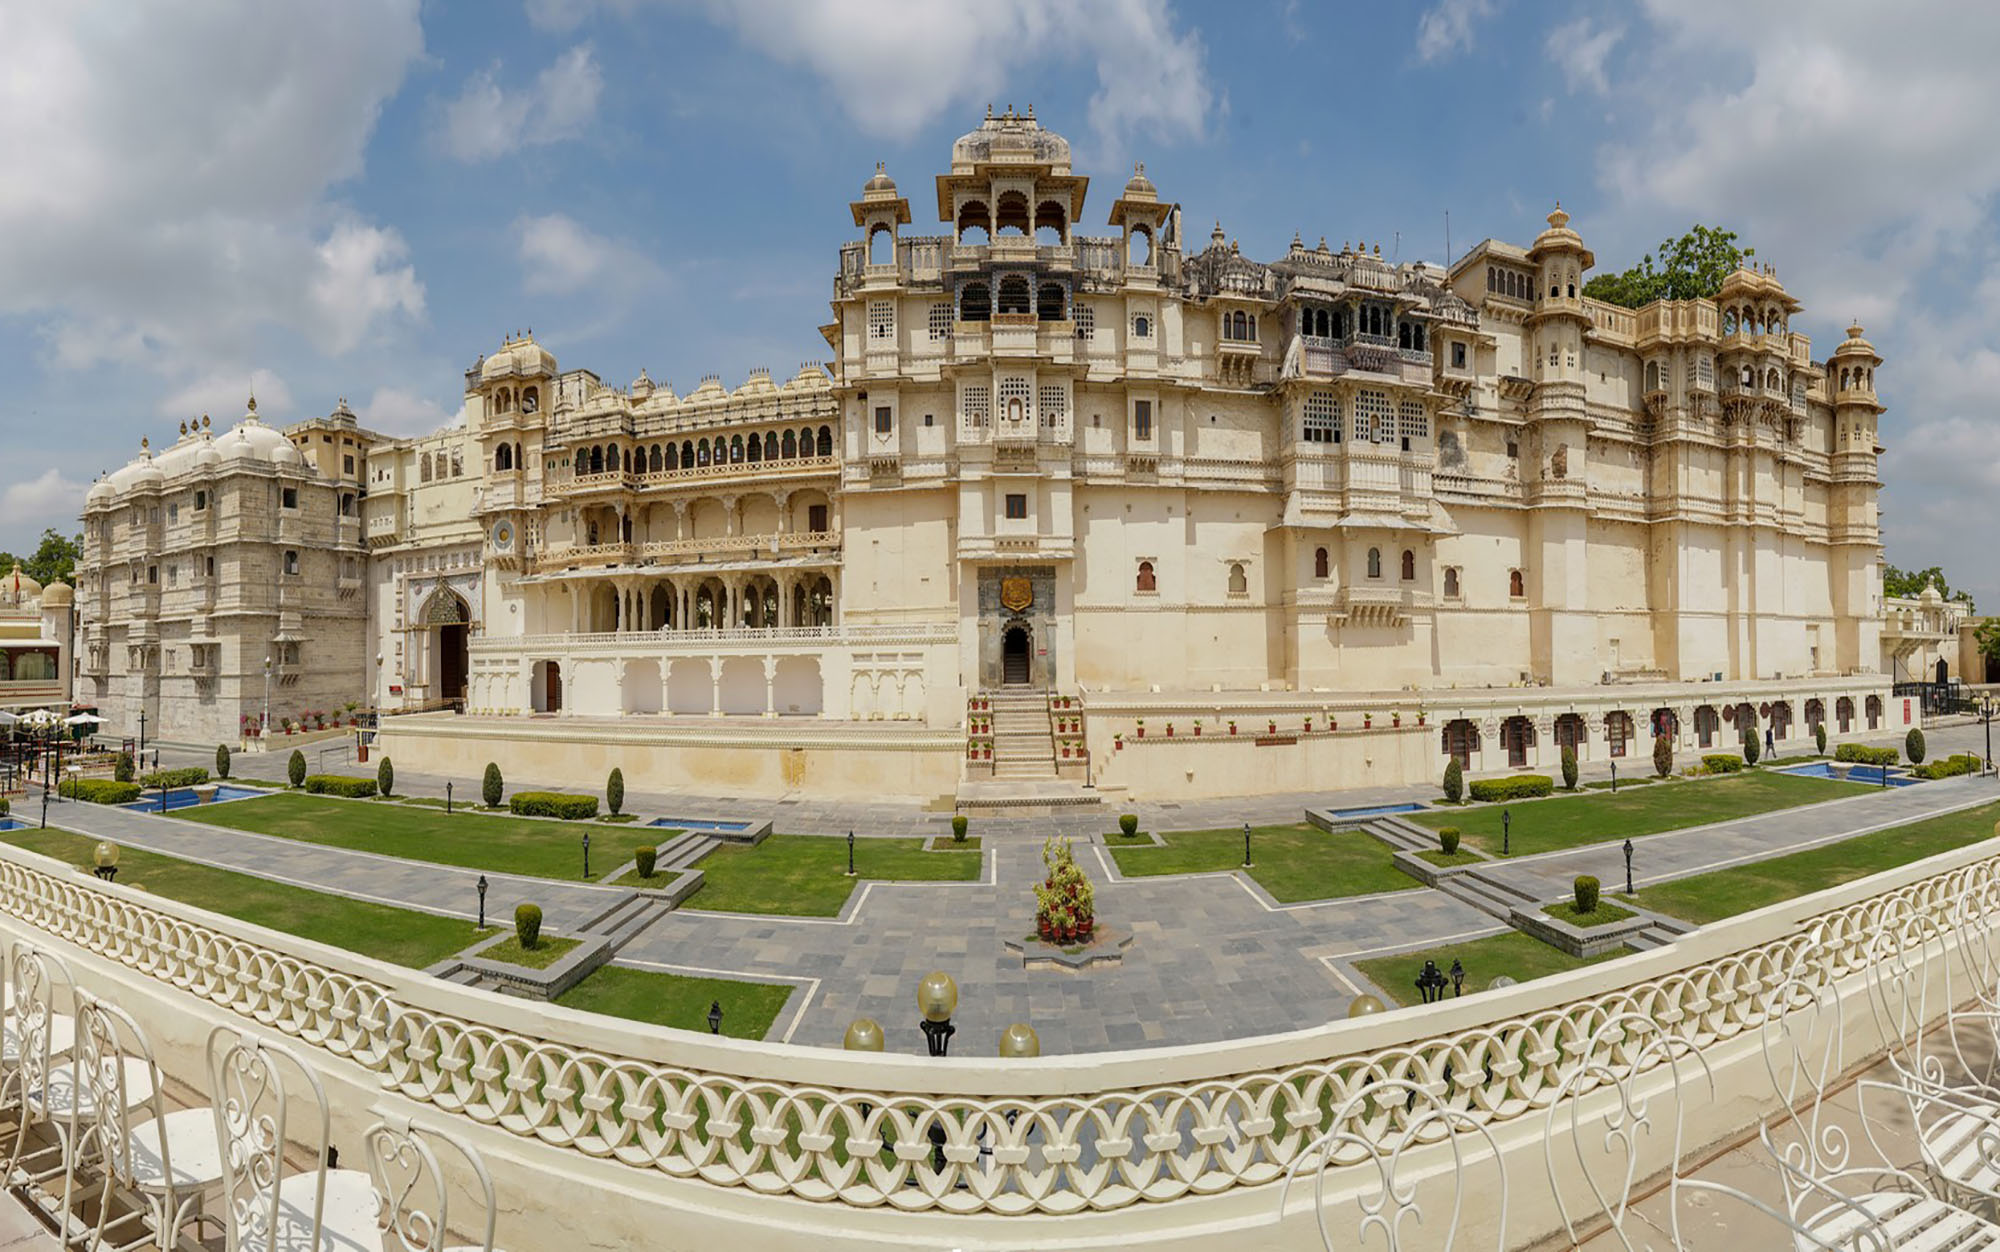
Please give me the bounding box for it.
[1977,619,2000,671]
[1883,563,1975,608]
[0,529,83,588]
[606,767,624,816]
[1560,746,1579,792]
[1742,728,1761,767]
[1814,722,1828,756]
[378,755,395,798]
[1652,733,1674,779]
[215,744,231,779]
[1442,757,1464,803]
[482,762,503,809]
[1906,727,1927,765]
[287,749,306,788]
[1582,225,1751,309]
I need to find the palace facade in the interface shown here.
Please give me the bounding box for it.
[76,111,1899,797]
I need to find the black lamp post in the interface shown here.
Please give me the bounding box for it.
[1415,959,1448,1004]
[445,780,453,814]
[1610,759,1618,793]
[707,1000,724,1034]
[476,874,488,929]
[1501,808,1511,856]
[137,709,146,764]
[1449,958,1465,998]
[1984,698,1994,778]
[582,832,591,880]
[846,829,856,877]
[1623,838,1635,897]
[1242,822,1252,868]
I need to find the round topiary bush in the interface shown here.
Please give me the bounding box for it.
[1907,727,1926,765]
[1118,813,1139,837]
[635,846,657,878]
[215,744,231,779]
[1560,747,1578,792]
[515,903,542,950]
[607,767,625,816]
[1438,827,1461,856]
[952,814,969,842]
[1573,875,1601,914]
[377,755,394,798]
[1443,757,1464,803]
[287,749,306,788]
[114,751,134,784]
[482,762,503,809]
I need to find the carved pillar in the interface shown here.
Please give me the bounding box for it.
[763,656,777,718]
[611,658,628,715]
[723,495,740,538]
[774,489,793,534]
[708,657,721,716]
[672,499,690,543]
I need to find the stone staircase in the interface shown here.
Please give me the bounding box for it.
[1432,870,1544,922]
[986,691,1057,781]
[1624,914,1697,951]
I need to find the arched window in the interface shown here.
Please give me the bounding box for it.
[1645,361,1660,391]
[607,445,620,472]
[1314,308,1330,337]
[730,434,745,463]
[781,429,797,459]
[1130,227,1154,266]
[1314,547,1329,579]
[586,521,599,545]
[1136,561,1156,592]
[588,446,604,474]
[680,440,694,467]
[817,426,833,457]
[960,282,991,322]
[696,441,710,467]
[1034,199,1066,244]
[994,191,1029,237]
[1133,314,1152,338]
[868,224,893,266]
[649,444,663,472]
[746,436,762,463]
[514,441,523,471]
[1444,567,1460,598]
[1366,548,1382,579]
[956,200,990,244]
[1037,282,1065,321]
[1509,569,1525,598]
[997,276,1030,316]
[1401,549,1416,581]
[1486,267,1496,292]
[495,443,512,472]
[764,432,779,460]
[1227,562,1247,595]
[665,443,679,470]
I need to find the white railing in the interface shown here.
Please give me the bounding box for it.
[470,622,956,653]
[0,830,1992,1224]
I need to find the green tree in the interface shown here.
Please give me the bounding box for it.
[1560,746,1578,791]
[1976,619,2000,670]
[1652,733,1674,779]
[377,755,394,798]
[1442,757,1464,803]
[1882,563,1975,608]
[0,529,84,588]
[482,762,503,809]
[1906,727,1926,765]
[606,767,624,816]
[1582,225,1751,309]
[287,749,306,788]
[1814,722,1828,756]
[215,744,231,779]
[1742,728,1760,767]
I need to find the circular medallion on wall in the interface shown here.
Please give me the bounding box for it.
[490,520,514,551]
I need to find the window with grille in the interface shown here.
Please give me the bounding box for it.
[868,301,894,340]
[1697,355,1714,388]
[1399,400,1428,440]
[1133,399,1153,440]
[1302,391,1341,444]
[1038,385,1067,429]
[1355,390,1392,443]
[928,303,953,340]
[1074,305,1095,337]
[1004,493,1028,519]
[874,406,892,435]
[962,384,990,428]
[998,376,1033,426]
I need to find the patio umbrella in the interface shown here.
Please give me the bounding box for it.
[19,709,58,730]
[62,712,102,727]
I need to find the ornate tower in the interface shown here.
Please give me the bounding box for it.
[1523,205,1596,684]
[1828,323,1885,673]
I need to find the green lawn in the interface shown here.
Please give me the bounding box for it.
[1,827,490,967]
[1354,931,1622,1008]
[1109,824,1417,903]
[555,965,793,1039]
[481,935,581,969]
[1414,770,1867,856]
[1543,900,1637,927]
[1626,801,2000,926]
[684,834,983,916]
[173,792,660,882]
[1417,848,1484,868]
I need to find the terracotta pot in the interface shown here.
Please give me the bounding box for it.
[1228,724,1236,735]
[1136,727,1145,738]
[1393,714,1402,727]
[1077,918,1094,940]
[1304,721,1312,733]
[1166,726,1174,737]
[1039,919,1054,941]
[1194,725,1202,736]
[1268,722,1277,734]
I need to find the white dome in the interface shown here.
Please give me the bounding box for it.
[128,461,163,490]
[194,443,221,468]
[86,480,115,507]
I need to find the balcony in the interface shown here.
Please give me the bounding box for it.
[635,455,840,491]
[956,532,1077,562]
[547,469,638,497]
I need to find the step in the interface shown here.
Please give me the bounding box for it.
[1434,871,1544,921]
[1364,817,1438,853]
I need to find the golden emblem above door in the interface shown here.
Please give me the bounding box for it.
[1000,577,1033,612]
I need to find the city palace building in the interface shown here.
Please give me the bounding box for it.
[75,110,1903,801]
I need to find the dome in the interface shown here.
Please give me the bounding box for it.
[193,442,222,469]
[1832,322,1878,360]
[480,334,557,381]
[1123,162,1157,199]
[4,564,42,604]
[38,581,71,609]
[272,440,304,467]
[863,162,896,194]
[949,106,1071,174]
[129,461,164,490]
[86,480,114,507]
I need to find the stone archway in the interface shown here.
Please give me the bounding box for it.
[421,588,471,703]
[1002,623,1032,686]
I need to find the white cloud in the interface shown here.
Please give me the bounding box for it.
[1415,0,1496,63]
[0,470,88,531]
[517,213,662,297]
[1545,17,1622,95]
[357,387,461,436]
[0,4,425,380]
[159,369,294,423]
[440,44,604,162]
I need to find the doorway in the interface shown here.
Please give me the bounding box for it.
[1002,625,1031,686]
[439,623,468,704]
[544,660,562,713]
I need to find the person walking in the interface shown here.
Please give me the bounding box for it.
[1765,726,1775,758]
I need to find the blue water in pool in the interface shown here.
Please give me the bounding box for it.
[0,818,21,831]
[1330,802,1428,818]
[123,784,268,813]
[648,816,757,833]
[1778,762,1918,787]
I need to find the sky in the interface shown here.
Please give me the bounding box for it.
[2,0,1995,604]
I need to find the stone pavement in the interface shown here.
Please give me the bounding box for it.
[0,1195,58,1251]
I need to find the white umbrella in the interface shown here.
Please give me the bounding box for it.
[19,709,58,729]
[62,712,102,727]
[0,711,18,728]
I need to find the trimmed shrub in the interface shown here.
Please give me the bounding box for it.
[1702,754,1745,774]
[1118,813,1139,837]
[0,797,8,816]
[515,903,542,950]
[1835,743,1898,767]
[140,766,209,790]
[1814,722,1828,756]
[606,767,624,817]
[1443,757,1465,803]
[1911,753,1983,781]
[951,814,969,843]
[1467,774,1554,802]
[59,779,142,805]
[634,846,658,878]
[215,744,231,779]
[509,791,599,820]
[482,762,503,809]
[302,774,379,798]
[377,756,394,798]
[1906,727,1927,765]
[1438,827,1461,856]
[1742,731,1761,767]
[287,750,307,788]
[114,751,134,784]
[1573,875,1601,914]
[1560,747,1578,792]
[1652,733,1674,779]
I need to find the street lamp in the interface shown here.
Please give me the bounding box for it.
[262,655,272,747]
[1623,838,1635,897]
[998,1022,1041,1058]
[445,781,453,814]
[1415,959,1448,1004]
[846,829,856,877]
[917,970,958,1057]
[1449,958,1465,998]
[1242,821,1252,869]
[137,709,147,764]
[476,874,488,929]
[1346,994,1385,1018]
[706,1000,724,1035]
[843,1018,885,1051]
[1501,808,1511,856]
[1984,697,1995,778]
[582,832,591,880]
[92,841,119,882]
[1609,759,1618,793]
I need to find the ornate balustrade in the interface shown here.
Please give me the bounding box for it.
[0,825,1989,1231]
[469,622,956,655]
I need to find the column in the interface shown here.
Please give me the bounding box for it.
[569,583,581,633]
[778,579,792,628]
[774,489,792,534]
[708,657,722,716]
[763,656,777,718]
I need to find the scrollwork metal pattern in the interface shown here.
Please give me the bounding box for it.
[0,846,1995,1216]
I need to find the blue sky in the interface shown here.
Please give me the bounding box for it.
[3,1,1996,605]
